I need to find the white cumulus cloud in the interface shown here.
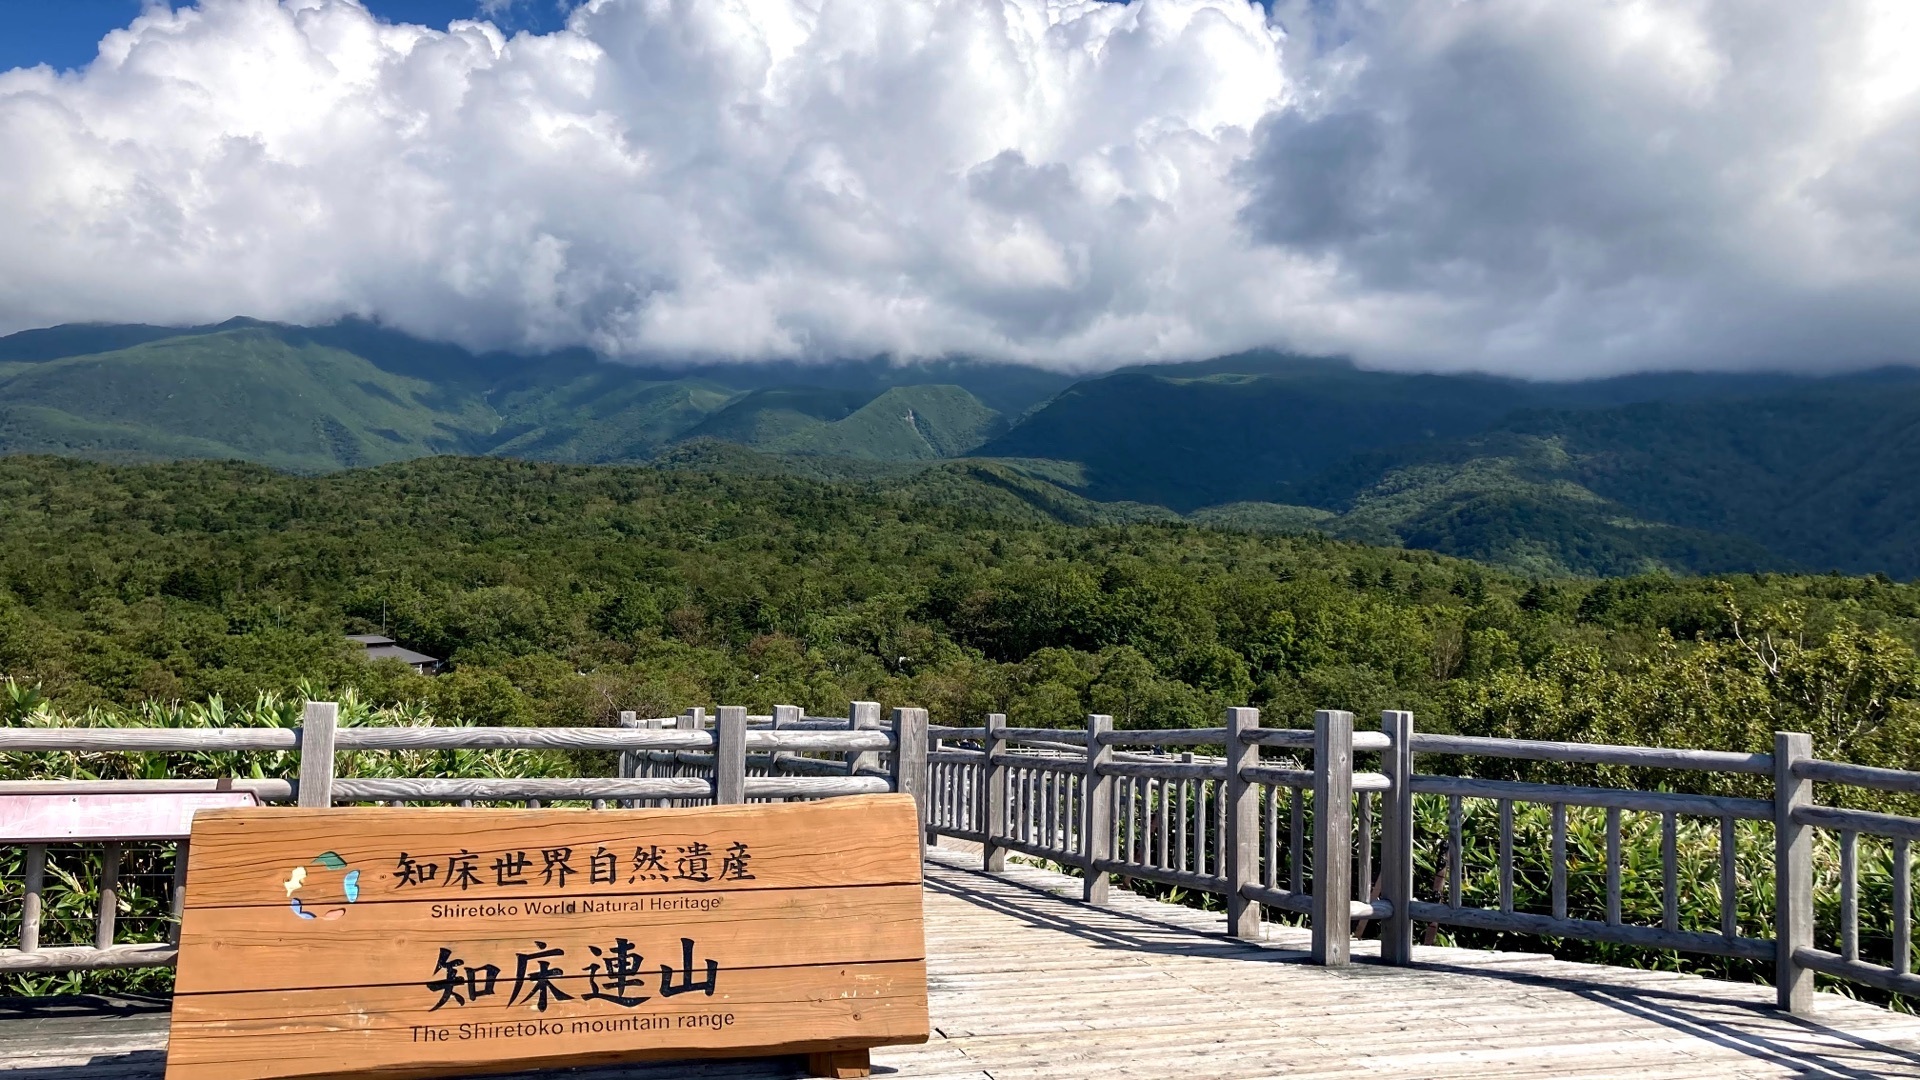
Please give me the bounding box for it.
[0,0,1916,375]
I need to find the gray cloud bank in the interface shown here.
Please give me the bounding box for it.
[1,0,1915,376]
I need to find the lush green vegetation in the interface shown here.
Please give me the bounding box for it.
[4,455,1918,780]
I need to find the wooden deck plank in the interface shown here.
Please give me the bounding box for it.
[7,845,1920,1078]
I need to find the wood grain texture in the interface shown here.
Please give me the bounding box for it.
[173,885,926,994]
[166,960,928,1080]
[179,796,923,907]
[165,796,929,1080]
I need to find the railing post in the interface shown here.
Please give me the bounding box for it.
[983,713,1008,872]
[1379,710,1415,965]
[715,706,747,805]
[1776,730,1813,1013]
[891,707,930,850]
[1312,709,1354,966]
[617,711,639,809]
[1083,714,1114,904]
[1225,707,1262,939]
[298,700,338,808]
[850,701,884,777]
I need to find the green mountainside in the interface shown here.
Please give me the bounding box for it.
[2,318,1916,578]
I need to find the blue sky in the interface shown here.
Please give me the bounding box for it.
[0,0,573,72]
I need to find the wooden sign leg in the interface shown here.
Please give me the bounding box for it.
[806,1048,872,1078]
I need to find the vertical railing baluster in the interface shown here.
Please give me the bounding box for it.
[96,841,121,951]
[1195,775,1209,877]
[1551,803,1567,921]
[1290,786,1305,895]
[1124,776,1138,866]
[20,843,46,952]
[1896,837,1912,976]
[1157,777,1171,869]
[1605,808,1622,927]
[1498,799,1514,913]
[1447,795,1463,910]
[1720,816,1738,938]
[1841,829,1859,963]
[1662,811,1679,933]
[169,840,190,946]
[1263,784,1277,888]
[1179,776,1192,873]
[1358,792,1374,905]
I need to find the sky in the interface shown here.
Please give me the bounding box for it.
[0,0,1916,377]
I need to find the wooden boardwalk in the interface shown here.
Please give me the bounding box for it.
[8,847,1920,1079]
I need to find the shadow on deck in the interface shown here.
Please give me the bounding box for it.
[9,847,1920,1078]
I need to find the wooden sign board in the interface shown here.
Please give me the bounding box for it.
[165,795,928,1080]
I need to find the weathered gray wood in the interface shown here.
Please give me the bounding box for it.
[19,844,45,952]
[1241,728,1315,749]
[1899,837,1913,976]
[1312,709,1354,966]
[752,730,894,752]
[926,750,984,766]
[1606,807,1622,926]
[1794,945,1920,998]
[927,725,986,739]
[167,840,188,946]
[1406,901,1775,961]
[1552,802,1568,920]
[715,705,747,805]
[330,777,711,801]
[849,700,885,780]
[0,728,299,751]
[1083,715,1113,905]
[339,727,716,750]
[893,707,930,846]
[0,941,177,972]
[1794,802,1920,842]
[96,841,120,951]
[1224,707,1260,939]
[1841,829,1859,962]
[1101,759,1224,782]
[1794,757,1920,793]
[296,700,338,808]
[1447,794,1463,909]
[999,727,1089,745]
[1410,774,1772,820]
[1498,798,1514,913]
[1412,733,1774,774]
[1097,728,1228,747]
[1777,731,1814,1013]
[982,713,1008,872]
[1662,810,1678,932]
[1091,858,1226,895]
[1379,710,1414,965]
[1290,785,1304,895]
[744,776,892,798]
[1719,815,1737,938]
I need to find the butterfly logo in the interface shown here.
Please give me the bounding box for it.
[284,851,361,921]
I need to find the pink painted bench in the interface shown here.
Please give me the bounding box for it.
[1,787,260,968]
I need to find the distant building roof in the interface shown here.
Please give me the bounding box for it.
[364,644,442,668]
[346,634,395,646]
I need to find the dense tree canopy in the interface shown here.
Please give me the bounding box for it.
[3,455,1919,781]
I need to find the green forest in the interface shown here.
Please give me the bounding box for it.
[4,454,1918,782]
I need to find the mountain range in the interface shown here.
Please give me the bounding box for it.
[3,317,1917,579]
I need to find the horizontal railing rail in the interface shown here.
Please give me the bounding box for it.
[1,700,930,976]
[923,709,1920,1013]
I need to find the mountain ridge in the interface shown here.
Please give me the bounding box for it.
[3,317,1916,578]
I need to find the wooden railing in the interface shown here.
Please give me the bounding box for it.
[923,708,1920,1014]
[0,701,928,975]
